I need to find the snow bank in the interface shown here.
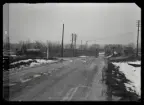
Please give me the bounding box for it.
[29,59,57,67]
[11,59,33,65]
[29,62,40,67]
[128,61,141,65]
[79,55,87,58]
[114,51,118,55]
[10,59,58,69]
[112,61,141,96]
[99,52,105,55]
[35,59,55,64]
[105,54,113,58]
[69,60,73,62]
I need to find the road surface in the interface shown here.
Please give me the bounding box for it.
[4,55,107,101]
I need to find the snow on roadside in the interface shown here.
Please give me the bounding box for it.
[29,59,57,67]
[11,59,33,65]
[36,59,56,64]
[99,52,105,55]
[112,61,141,97]
[69,60,73,62]
[128,61,141,65]
[79,55,87,58]
[105,54,113,58]
[29,62,41,67]
[9,59,58,70]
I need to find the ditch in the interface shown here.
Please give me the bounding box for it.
[105,61,140,101]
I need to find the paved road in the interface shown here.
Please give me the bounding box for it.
[4,55,107,101]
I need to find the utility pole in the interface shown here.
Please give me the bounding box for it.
[71,34,73,49]
[73,34,75,56]
[4,4,10,56]
[85,41,88,50]
[81,40,82,55]
[85,41,88,56]
[8,4,10,56]
[71,33,74,57]
[61,24,64,58]
[74,34,77,57]
[136,20,141,57]
[46,41,49,59]
[81,40,82,51]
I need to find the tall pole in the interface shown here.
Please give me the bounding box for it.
[81,40,82,50]
[61,24,64,58]
[71,34,73,49]
[73,34,75,56]
[86,41,88,50]
[46,41,49,59]
[3,4,9,100]
[8,4,10,56]
[4,4,10,55]
[81,40,83,55]
[136,20,140,57]
[75,34,77,57]
[71,34,74,57]
[71,33,74,56]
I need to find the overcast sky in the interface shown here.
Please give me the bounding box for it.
[5,3,141,45]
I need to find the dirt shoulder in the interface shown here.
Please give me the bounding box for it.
[87,57,108,101]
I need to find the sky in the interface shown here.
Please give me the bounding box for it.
[4,3,141,46]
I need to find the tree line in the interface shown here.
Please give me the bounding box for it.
[3,40,137,58]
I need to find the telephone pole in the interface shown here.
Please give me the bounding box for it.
[46,41,49,59]
[71,34,73,49]
[81,40,83,55]
[61,24,64,58]
[74,34,77,57]
[81,40,82,50]
[71,33,74,56]
[4,4,10,55]
[85,41,88,50]
[136,20,141,57]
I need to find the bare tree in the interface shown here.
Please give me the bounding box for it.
[34,40,46,52]
[127,43,135,49]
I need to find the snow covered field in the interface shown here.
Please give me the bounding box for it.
[112,61,141,97]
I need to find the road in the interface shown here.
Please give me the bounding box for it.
[4,55,108,101]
